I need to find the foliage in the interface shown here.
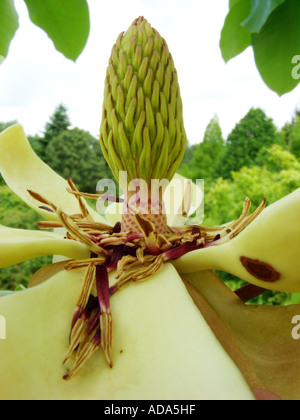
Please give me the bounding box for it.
[179,116,225,181]
[36,103,72,161]
[189,116,225,181]
[0,0,19,63]
[203,159,300,305]
[256,144,300,172]
[45,127,112,193]
[216,108,278,179]
[178,143,197,178]
[220,0,300,95]
[0,0,90,63]
[289,117,300,159]
[27,134,45,158]
[0,185,52,290]
[44,104,71,141]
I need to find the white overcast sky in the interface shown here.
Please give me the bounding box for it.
[0,0,300,145]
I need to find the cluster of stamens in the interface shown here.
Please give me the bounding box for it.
[28,177,266,380]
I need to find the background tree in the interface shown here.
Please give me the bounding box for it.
[190,115,225,181]
[37,103,71,161]
[278,108,300,149]
[45,128,112,193]
[216,108,278,178]
[289,116,300,159]
[178,142,197,178]
[44,103,71,140]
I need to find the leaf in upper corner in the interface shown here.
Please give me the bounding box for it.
[0,0,19,62]
[23,0,90,62]
[252,0,300,95]
[229,0,243,9]
[220,0,252,63]
[242,0,287,33]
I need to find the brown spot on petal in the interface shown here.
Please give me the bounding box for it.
[240,257,280,283]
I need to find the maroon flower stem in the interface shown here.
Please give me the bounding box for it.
[96,265,111,315]
[162,241,200,261]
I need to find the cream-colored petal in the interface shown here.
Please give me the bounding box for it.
[0,264,253,400]
[0,225,89,268]
[163,173,203,226]
[104,173,203,227]
[173,188,300,292]
[0,125,106,223]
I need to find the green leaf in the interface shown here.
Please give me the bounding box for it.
[229,0,243,9]
[242,0,287,33]
[15,285,26,291]
[252,0,300,95]
[220,0,252,62]
[24,0,90,61]
[0,0,19,59]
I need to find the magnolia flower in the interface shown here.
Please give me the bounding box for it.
[0,17,300,401]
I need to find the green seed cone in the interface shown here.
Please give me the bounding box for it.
[100,16,187,186]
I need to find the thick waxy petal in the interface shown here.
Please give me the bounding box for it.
[183,270,300,400]
[174,188,300,292]
[105,173,203,227]
[0,225,89,268]
[0,264,253,400]
[0,125,106,223]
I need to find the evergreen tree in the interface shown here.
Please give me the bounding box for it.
[39,104,71,161]
[178,142,197,178]
[217,108,277,179]
[279,108,300,149]
[190,115,225,181]
[45,128,112,193]
[289,116,300,159]
[44,104,71,140]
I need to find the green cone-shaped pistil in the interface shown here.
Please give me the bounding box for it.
[100,16,187,186]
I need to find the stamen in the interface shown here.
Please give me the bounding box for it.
[63,328,101,381]
[58,210,110,256]
[39,206,55,213]
[65,258,105,271]
[27,190,57,211]
[38,221,64,229]
[67,189,124,203]
[27,183,267,380]
[96,265,113,367]
[64,316,88,364]
[67,177,91,220]
[172,179,193,226]
[135,213,162,255]
[76,264,97,310]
